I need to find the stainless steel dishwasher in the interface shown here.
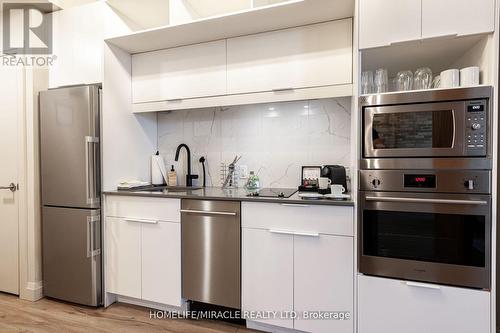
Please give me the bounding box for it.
[181,199,241,309]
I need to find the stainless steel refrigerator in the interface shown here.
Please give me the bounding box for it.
[40,84,102,306]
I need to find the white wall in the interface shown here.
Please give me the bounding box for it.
[49,2,132,88]
[158,98,352,188]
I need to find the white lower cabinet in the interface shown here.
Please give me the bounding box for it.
[242,202,354,333]
[358,275,490,333]
[242,228,294,329]
[294,235,353,333]
[106,217,142,299]
[141,221,181,306]
[105,196,182,307]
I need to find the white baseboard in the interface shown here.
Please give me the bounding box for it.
[247,320,308,333]
[110,294,188,312]
[19,280,43,301]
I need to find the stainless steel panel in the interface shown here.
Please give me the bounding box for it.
[359,86,493,106]
[42,206,101,306]
[359,169,491,194]
[40,85,100,208]
[181,199,241,309]
[360,157,492,170]
[358,191,491,289]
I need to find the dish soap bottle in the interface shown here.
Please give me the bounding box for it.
[246,171,260,190]
[167,165,177,186]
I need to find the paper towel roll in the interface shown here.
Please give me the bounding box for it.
[151,153,167,185]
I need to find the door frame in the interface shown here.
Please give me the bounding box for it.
[17,67,47,301]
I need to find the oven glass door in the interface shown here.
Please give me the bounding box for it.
[360,192,491,289]
[364,101,465,158]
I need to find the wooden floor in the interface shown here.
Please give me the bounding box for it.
[0,293,257,333]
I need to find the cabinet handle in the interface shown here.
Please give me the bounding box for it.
[421,33,458,42]
[180,209,237,216]
[269,229,295,236]
[167,98,183,102]
[125,218,158,224]
[280,203,310,208]
[269,229,319,237]
[272,87,294,92]
[293,231,320,238]
[405,281,441,290]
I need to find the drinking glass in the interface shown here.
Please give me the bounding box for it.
[395,70,414,91]
[361,71,374,94]
[413,67,433,90]
[374,68,388,93]
[432,75,441,89]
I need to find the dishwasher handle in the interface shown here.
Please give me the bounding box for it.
[180,209,237,216]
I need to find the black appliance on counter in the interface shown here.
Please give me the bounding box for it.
[299,165,348,193]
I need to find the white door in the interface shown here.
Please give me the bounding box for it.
[242,228,294,329]
[142,221,182,306]
[227,20,352,95]
[294,234,354,333]
[105,217,142,299]
[132,40,227,103]
[359,0,421,49]
[0,66,22,295]
[422,0,494,39]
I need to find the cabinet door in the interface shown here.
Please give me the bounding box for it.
[142,221,182,306]
[132,40,227,103]
[242,228,294,329]
[422,0,494,39]
[294,235,354,333]
[358,275,490,333]
[105,217,142,299]
[227,19,352,95]
[359,0,421,49]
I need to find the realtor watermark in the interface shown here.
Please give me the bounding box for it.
[149,310,351,321]
[2,2,56,66]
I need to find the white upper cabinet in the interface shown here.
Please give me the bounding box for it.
[227,19,353,94]
[360,0,495,49]
[421,0,495,39]
[359,0,421,49]
[132,40,227,103]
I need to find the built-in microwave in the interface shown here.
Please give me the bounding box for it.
[360,87,493,170]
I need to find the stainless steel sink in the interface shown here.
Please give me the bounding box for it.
[136,186,202,192]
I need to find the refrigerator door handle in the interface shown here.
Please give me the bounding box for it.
[85,136,99,206]
[86,215,101,258]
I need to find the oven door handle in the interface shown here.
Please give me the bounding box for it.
[365,196,488,205]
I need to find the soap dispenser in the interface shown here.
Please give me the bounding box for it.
[167,165,177,186]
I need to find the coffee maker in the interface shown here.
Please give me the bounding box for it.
[321,165,348,192]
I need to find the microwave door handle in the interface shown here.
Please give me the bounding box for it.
[365,196,488,205]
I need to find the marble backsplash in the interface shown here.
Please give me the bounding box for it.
[157,97,352,188]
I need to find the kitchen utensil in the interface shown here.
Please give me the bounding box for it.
[395,70,413,91]
[330,184,346,196]
[413,67,433,90]
[460,66,480,87]
[361,71,374,94]
[440,69,460,88]
[318,177,331,189]
[222,155,242,188]
[374,68,388,93]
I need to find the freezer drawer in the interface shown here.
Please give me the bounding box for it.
[181,200,241,309]
[40,85,100,208]
[42,206,101,306]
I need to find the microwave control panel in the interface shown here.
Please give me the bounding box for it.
[465,100,487,155]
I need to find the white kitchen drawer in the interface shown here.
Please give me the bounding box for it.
[105,195,180,222]
[358,275,490,333]
[241,202,353,236]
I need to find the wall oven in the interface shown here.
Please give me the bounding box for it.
[361,86,493,170]
[359,169,491,289]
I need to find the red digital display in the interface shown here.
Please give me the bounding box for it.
[404,174,436,188]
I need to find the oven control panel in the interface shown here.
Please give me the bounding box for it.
[465,100,487,155]
[360,170,491,194]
